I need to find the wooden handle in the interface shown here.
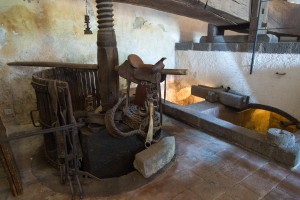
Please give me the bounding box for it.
[8,62,98,70]
[160,69,188,75]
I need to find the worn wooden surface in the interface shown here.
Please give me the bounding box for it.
[248,0,268,42]
[32,69,86,167]
[206,0,250,23]
[115,0,300,36]
[0,117,23,196]
[97,0,119,111]
[113,0,250,26]
[267,0,300,36]
[8,62,98,70]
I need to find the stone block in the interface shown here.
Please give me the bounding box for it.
[133,136,175,178]
[271,146,300,168]
[267,128,295,148]
[175,42,193,51]
[199,34,277,44]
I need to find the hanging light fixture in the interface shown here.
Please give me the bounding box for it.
[287,0,300,4]
[84,0,93,34]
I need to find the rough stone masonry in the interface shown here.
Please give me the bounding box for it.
[134,136,175,178]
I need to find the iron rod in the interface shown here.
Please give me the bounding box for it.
[0,123,85,143]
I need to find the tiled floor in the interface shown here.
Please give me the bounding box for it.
[1,116,300,200]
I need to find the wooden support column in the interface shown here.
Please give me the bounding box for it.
[0,117,23,196]
[206,24,225,43]
[96,0,119,111]
[248,0,268,42]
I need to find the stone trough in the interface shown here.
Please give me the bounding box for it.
[163,101,300,168]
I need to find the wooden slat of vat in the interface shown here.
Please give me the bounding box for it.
[78,71,85,110]
[85,71,92,96]
[75,70,83,110]
[71,70,79,110]
[81,71,88,110]
[94,71,101,107]
[90,71,96,102]
[113,0,250,25]
[267,0,300,36]
[0,117,23,196]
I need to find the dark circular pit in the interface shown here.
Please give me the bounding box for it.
[31,131,174,197]
[80,125,146,179]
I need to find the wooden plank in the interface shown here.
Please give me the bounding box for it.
[160,69,187,75]
[113,0,249,26]
[7,62,98,70]
[267,0,300,36]
[206,0,251,23]
[0,117,23,196]
[248,0,268,42]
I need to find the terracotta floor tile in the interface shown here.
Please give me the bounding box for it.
[129,175,186,200]
[2,117,300,200]
[190,175,227,200]
[184,145,221,165]
[107,192,133,200]
[217,145,249,159]
[191,161,216,177]
[175,136,196,156]
[164,154,200,178]
[262,187,295,200]
[172,169,203,188]
[172,189,201,200]
[204,140,232,155]
[261,162,290,179]
[240,167,284,197]
[190,165,237,199]
[183,130,216,143]
[215,184,261,200]
[219,153,266,182]
[6,182,61,200]
[275,173,300,199]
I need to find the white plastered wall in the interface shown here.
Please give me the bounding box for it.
[173,50,300,119]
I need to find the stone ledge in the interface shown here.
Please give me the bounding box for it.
[200,34,278,43]
[162,101,300,168]
[175,42,300,54]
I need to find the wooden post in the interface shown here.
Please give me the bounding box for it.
[96,0,119,111]
[0,117,23,196]
[248,0,268,42]
[206,24,225,43]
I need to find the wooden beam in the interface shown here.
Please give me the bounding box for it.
[7,62,98,70]
[113,0,250,26]
[205,0,251,23]
[267,0,300,36]
[160,69,187,75]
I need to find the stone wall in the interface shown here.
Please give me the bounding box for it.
[0,0,206,124]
